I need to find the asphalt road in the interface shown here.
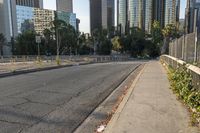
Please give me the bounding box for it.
[0,62,140,133]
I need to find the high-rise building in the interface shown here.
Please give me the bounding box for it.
[16,6,55,35]
[102,0,108,29]
[16,0,43,8]
[117,0,129,34]
[56,0,73,12]
[164,0,180,27]
[118,0,153,33]
[0,0,17,56]
[90,0,102,33]
[16,5,77,35]
[152,0,165,28]
[90,0,115,34]
[129,0,144,29]
[144,0,153,33]
[185,0,200,33]
[107,0,115,28]
[56,11,77,30]
[16,6,34,33]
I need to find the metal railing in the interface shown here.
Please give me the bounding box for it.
[161,55,200,91]
[0,55,130,64]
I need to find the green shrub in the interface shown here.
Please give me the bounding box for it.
[168,65,200,125]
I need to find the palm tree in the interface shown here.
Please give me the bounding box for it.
[0,33,5,56]
[49,19,67,64]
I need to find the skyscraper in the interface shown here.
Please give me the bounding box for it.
[117,0,129,33]
[0,0,17,55]
[144,0,153,33]
[107,0,115,28]
[90,0,102,33]
[152,0,165,28]
[16,0,43,8]
[164,0,180,27]
[102,0,108,29]
[56,0,73,12]
[185,0,200,33]
[129,0,144,29]
[118,0,153,33]
[90,0,115,33]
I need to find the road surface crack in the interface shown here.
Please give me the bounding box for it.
[0,119,30,126]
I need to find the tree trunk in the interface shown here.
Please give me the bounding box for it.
[0,44,3,56]
[161,37,170,54]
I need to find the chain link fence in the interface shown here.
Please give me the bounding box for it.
[169,31,200,66]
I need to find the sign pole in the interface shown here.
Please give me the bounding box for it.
[36,36,41,62]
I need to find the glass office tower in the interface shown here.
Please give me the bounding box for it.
[117,0,128,33]
[56,11,77,30]
[90,0,115,33]
[107,0,115,28]
[152,0,165,28]
[16,5,76,35]
[16,6,54,35]
[16,6,34,33]
[185,0,200,33]
[90,0,102,33]
[164,0,180,26]
[102,0,108,29]
[144,0,153,33]
[129,0,144,29]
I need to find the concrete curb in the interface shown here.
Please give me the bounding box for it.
[0,59,141,78]
[73,63,144,133]
[0,61,132,78]
[104,63,147,133]
[0,62,97,78]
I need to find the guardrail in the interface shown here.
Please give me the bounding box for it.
[160,55,200,91]
[0,55,130,63]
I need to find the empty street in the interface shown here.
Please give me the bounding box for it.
[0,62,140,133]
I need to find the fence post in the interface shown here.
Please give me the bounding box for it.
[185,35,188,61]
[194,28,198,63]
[175,39,178,58]
[182,35,185,60]
[169,43,171,56]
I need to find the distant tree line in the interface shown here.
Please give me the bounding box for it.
[0,19,180,57]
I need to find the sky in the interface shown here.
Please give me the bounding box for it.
[44,0,187,33]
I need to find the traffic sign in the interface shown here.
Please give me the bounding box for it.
[36,36,41,43]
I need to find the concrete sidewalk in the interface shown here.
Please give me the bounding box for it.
[105,61,200,133]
